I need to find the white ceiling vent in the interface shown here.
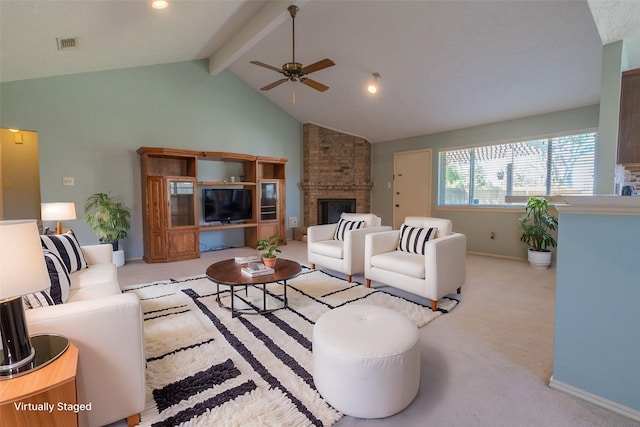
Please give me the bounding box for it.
[56,37,78,51]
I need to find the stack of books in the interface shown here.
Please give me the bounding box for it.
[241,262,275,277]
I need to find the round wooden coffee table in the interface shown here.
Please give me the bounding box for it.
[206,258,301,317]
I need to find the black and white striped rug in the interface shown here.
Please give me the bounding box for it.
[123,268,459,426]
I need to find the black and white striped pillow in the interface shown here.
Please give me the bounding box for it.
[397,224,438,255]
[23,250,71,309]
[40,230,87,273]
[23,289,54,309]
[333,219,365,241]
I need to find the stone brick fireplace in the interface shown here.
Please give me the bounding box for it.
[300,123,373,227]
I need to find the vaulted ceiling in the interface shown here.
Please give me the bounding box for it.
[1,1,639,143]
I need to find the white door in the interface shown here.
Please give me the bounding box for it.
[393,149,432,229]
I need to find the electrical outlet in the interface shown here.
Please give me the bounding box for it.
[62,177,74,186]
[288,216,298,227]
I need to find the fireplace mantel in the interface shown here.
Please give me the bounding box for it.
[299,182,374,191]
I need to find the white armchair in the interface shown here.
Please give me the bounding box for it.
[307,213,392,282]
[365,217,466,311]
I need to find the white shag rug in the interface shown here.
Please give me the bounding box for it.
[123,268,460,427]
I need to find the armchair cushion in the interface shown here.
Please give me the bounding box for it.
[334,218,364,241]
[370,250,425,279]
[311,239,345,259]
[397,224,437,255]
[40,230,88,273]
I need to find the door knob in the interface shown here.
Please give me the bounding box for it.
[395,204,400,207]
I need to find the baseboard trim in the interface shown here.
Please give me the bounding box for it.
[466,251,527,262]
[549,376,640,422]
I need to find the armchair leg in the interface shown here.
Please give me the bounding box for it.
[457,287,462,294]
[347,274,352,283]
[431,300,437,312]
[127,413,141,426]
[366,279,371,288]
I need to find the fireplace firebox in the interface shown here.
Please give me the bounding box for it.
[318,199,356,224]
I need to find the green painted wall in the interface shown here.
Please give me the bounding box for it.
[371,105,600,259]
[0,60,302,259]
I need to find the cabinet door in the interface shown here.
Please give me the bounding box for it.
[168,229,199,261]
[167,178,197,228]
[618,69,640,164]
[260,181,279,221]
[257,224,279,241]
[146,177,167,262]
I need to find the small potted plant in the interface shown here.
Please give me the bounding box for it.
[519,196,558,269]
[256,234,282,269]
[85,192,131,253]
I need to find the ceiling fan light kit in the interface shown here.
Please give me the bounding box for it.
[251,4,335,94]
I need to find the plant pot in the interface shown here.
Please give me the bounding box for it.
[262,256,277,269]
[528,248,552,269]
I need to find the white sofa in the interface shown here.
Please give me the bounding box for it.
[307,213,392,282]
[26,244,145,427]
[365,217,466,311]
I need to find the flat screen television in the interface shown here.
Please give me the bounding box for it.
[203,188,253,222]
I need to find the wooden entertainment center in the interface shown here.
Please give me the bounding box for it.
[137,147,287,263]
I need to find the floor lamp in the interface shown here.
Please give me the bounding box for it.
[41,202,76,234]
[0,220,50,375]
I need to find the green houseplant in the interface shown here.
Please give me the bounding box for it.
[84,192,131,251]
[519,196,558,268]
[256,234,282,268]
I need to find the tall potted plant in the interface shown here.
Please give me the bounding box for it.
[519,196,558,269]
[256,234,282,269]
[84,192,131,252]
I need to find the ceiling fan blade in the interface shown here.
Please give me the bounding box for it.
[301,78,329,92]
[260,79,289,91]
[250,61,284,74]
[302,58,335,75]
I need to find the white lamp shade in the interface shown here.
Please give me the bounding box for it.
[41,202,76,221]
[0,220,49,299]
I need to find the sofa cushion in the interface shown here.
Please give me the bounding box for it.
[70,263,119,291]
[23,250,71,309]
[309,240,345,259]
[397,224,437,255]
[334,218,365,241]
[41,231,88,273]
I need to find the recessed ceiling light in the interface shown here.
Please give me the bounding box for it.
[152,0,168,9]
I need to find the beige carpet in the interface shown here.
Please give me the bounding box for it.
[111,242,639,427]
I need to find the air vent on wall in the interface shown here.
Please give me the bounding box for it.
[56,37,78,51]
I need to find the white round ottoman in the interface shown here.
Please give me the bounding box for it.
[312,304,420,419]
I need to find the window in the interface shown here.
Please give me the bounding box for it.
[439,131,598,206]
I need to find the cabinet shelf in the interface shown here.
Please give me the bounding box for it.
[197,181,256,186]
[199,222,257,232]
